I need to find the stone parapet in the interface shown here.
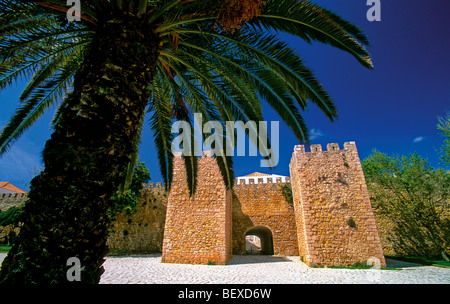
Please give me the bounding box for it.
[0,193,27,212]
[235,176,290,185]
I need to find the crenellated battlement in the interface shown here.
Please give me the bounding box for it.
[0,193,27,199]
[144,182,166,191]
[235,176,290,185]
[293,142,357,154]
[172,150,213,158]
[0,193,28,212]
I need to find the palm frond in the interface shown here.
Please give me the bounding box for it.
[148,68,175,189]
[119,113,145,194]
[0,57,79,155]
[256,0,373,69]
[216,155,234,190]
[168,27,332,142]
[0,0,374,193]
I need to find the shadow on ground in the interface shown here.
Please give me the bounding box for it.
[228,255,292,265]
[385,258,426,269]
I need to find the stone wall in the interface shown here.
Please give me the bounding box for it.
[232,182,298,256]
[107,184,167,253]
[0,193,27,212]
[289,142,386,267]
[0,188,168,251]
[0,193,27,244]
[109,170,300,259]
[161,152,232,265]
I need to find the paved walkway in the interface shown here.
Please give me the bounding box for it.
[1,253,449,284]
[99,254,450,284]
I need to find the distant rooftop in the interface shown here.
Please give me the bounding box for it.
[0,182,27,194]
[242,172,272,177]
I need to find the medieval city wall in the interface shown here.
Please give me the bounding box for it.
[107,183,167,253]
[289,142,386,267]
[0,193,27,244]
[1,143,390,267]
[0,193,27,212]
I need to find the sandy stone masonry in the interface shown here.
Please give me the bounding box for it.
[289,142,386,267]
[107,183,167,253]
[0,193,27,212]
[232,181,299,256]
[0,193,27,244]
[161,151,233,265]
[161,142,386,267]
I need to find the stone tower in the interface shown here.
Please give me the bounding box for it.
[289,142,386,267]
[161,151,233,265]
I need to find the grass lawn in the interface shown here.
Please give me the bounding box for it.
[0,244,11,252]
[387,255,450,268]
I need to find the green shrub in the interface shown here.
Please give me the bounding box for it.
[0,244,12,252]
[108,190,140,221]
[347,217,356,228]
[108,161,151,221]
[0,206,23,226]
[280,183,293,206]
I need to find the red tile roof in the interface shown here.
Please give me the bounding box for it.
[243,172,272,177]
[0,182,27,193]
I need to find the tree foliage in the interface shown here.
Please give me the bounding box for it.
[437,112,450,168]
[279,183,293,206]
[363,151,450,259]
[0,207,23,227]
[108,161,150,221]
[0,0,373,192]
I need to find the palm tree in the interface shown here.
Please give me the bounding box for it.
[0,0,373,283]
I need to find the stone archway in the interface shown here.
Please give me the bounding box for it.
[245,226,274,255]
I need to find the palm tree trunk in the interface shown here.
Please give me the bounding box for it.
[0,15,160,284]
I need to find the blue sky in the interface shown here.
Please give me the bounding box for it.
[1,0,450,189]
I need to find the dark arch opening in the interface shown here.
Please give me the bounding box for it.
[245,226,274,255]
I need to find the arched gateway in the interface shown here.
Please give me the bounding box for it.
[161,143,386,267]
[245,226,274,255]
